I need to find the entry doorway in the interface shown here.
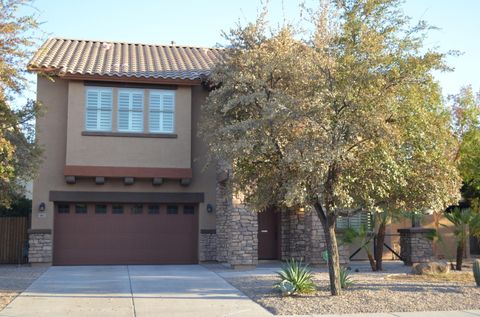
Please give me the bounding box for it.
[258,207,281,260]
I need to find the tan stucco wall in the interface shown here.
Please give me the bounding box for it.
[32,76,216,232]
[65,81,191,168]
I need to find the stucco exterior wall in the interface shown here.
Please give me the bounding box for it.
[32,76,217,235]
[65,82,191,168]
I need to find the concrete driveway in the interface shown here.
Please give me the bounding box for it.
[0,265,271,317]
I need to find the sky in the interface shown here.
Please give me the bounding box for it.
[21,0,480,99]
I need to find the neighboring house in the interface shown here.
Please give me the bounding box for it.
[27,38,456,267]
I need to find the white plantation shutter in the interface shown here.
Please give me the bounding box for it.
[118,89,144,132]
[149,90,175,133]
[85,88,112,131]
[337,211,372,231]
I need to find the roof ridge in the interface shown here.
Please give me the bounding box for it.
[47,37,223,51]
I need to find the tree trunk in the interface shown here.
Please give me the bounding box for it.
[324,215,342,295]
[314,204,341,295]
[374,220,386,271]
[456,240,464,271]
[366,248,376,271]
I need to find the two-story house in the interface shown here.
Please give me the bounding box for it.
[28,37,341,267]
[28,38,451,268]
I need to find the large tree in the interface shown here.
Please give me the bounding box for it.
[450,86,480,194]
[0,0,42,206]
[201,0,460,295]
[444,86,480,269]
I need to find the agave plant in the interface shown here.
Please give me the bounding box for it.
[274,259,316,295]
[339,266,354,289]
[276,280,296,296]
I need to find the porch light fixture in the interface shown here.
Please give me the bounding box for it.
[38,202,46,212]
[207,204,214,213]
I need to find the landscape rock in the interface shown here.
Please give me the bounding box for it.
[412,261,450,275]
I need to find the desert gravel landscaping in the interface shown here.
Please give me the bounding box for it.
[0,265,47,311]
[225,268,480,315]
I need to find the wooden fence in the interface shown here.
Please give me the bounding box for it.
[0,217,29,264]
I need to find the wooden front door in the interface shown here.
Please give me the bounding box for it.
[258,207,281,260]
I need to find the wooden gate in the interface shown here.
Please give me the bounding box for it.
[0,217,29,264]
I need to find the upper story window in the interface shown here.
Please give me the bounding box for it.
[83,86,177,135]
[118,89,144,132]
[149,90,175,133]
[85,87,113,131]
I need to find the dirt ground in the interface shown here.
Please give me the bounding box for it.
[0,265,47,311]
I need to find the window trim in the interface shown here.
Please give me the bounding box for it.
[148,90,176,134]
[57,204,70,214]
[112,205,124,214]
[81,131,177,138]
[117,88,145,133]
[95,204,108,214]
[148,204,160,214]
[132,204,143,214]
[167,205,178,215]
[84,87,113,132]
[75,204,88,214]
[183,205,195,215]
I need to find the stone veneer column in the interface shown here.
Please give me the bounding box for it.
[215,162,230,263]
[281,209,349,265]
[398,228,435,265]
[281,209,307,260]
[226,196,258,268]
[28,229,52,263]
[215,162,258,268]
[199,230,217,262]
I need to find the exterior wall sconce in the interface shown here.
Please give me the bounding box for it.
[207,204,214,213]
[38,202,46,212]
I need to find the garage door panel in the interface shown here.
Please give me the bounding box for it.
[53,203,198,265]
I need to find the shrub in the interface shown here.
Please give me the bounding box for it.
[474,259,480,287]
[274,259,316,296]
[340,267,354,289]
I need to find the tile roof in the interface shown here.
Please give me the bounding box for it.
[28,38,222,81]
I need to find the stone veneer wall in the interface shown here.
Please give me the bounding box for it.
[215,167,229,262]
[398,228,435,265]
[227,196,258,268]
[199,230,217,262]
[28,229,52,263]
[281,209,349,265]
[281,210,307,259]
[215,163,258,268]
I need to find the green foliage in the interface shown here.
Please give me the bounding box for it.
[443,205,480,270]
[474,259,480,287]
[275,280,296,297]
[0,196,31,216]
[340,267,354,289]
[321,250,329,262]
[443,206,480,242]
[275,259,316,295]
[201,0,461,295]
[450,86,480,192]
[341,225,376,270]
[0,0,42,206]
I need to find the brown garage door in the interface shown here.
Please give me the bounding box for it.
[53,203,198,265]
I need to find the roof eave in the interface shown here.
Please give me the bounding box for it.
[62,73,203,86]
[27,67,203,85]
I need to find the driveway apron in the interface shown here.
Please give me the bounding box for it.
[0,265,271,317]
